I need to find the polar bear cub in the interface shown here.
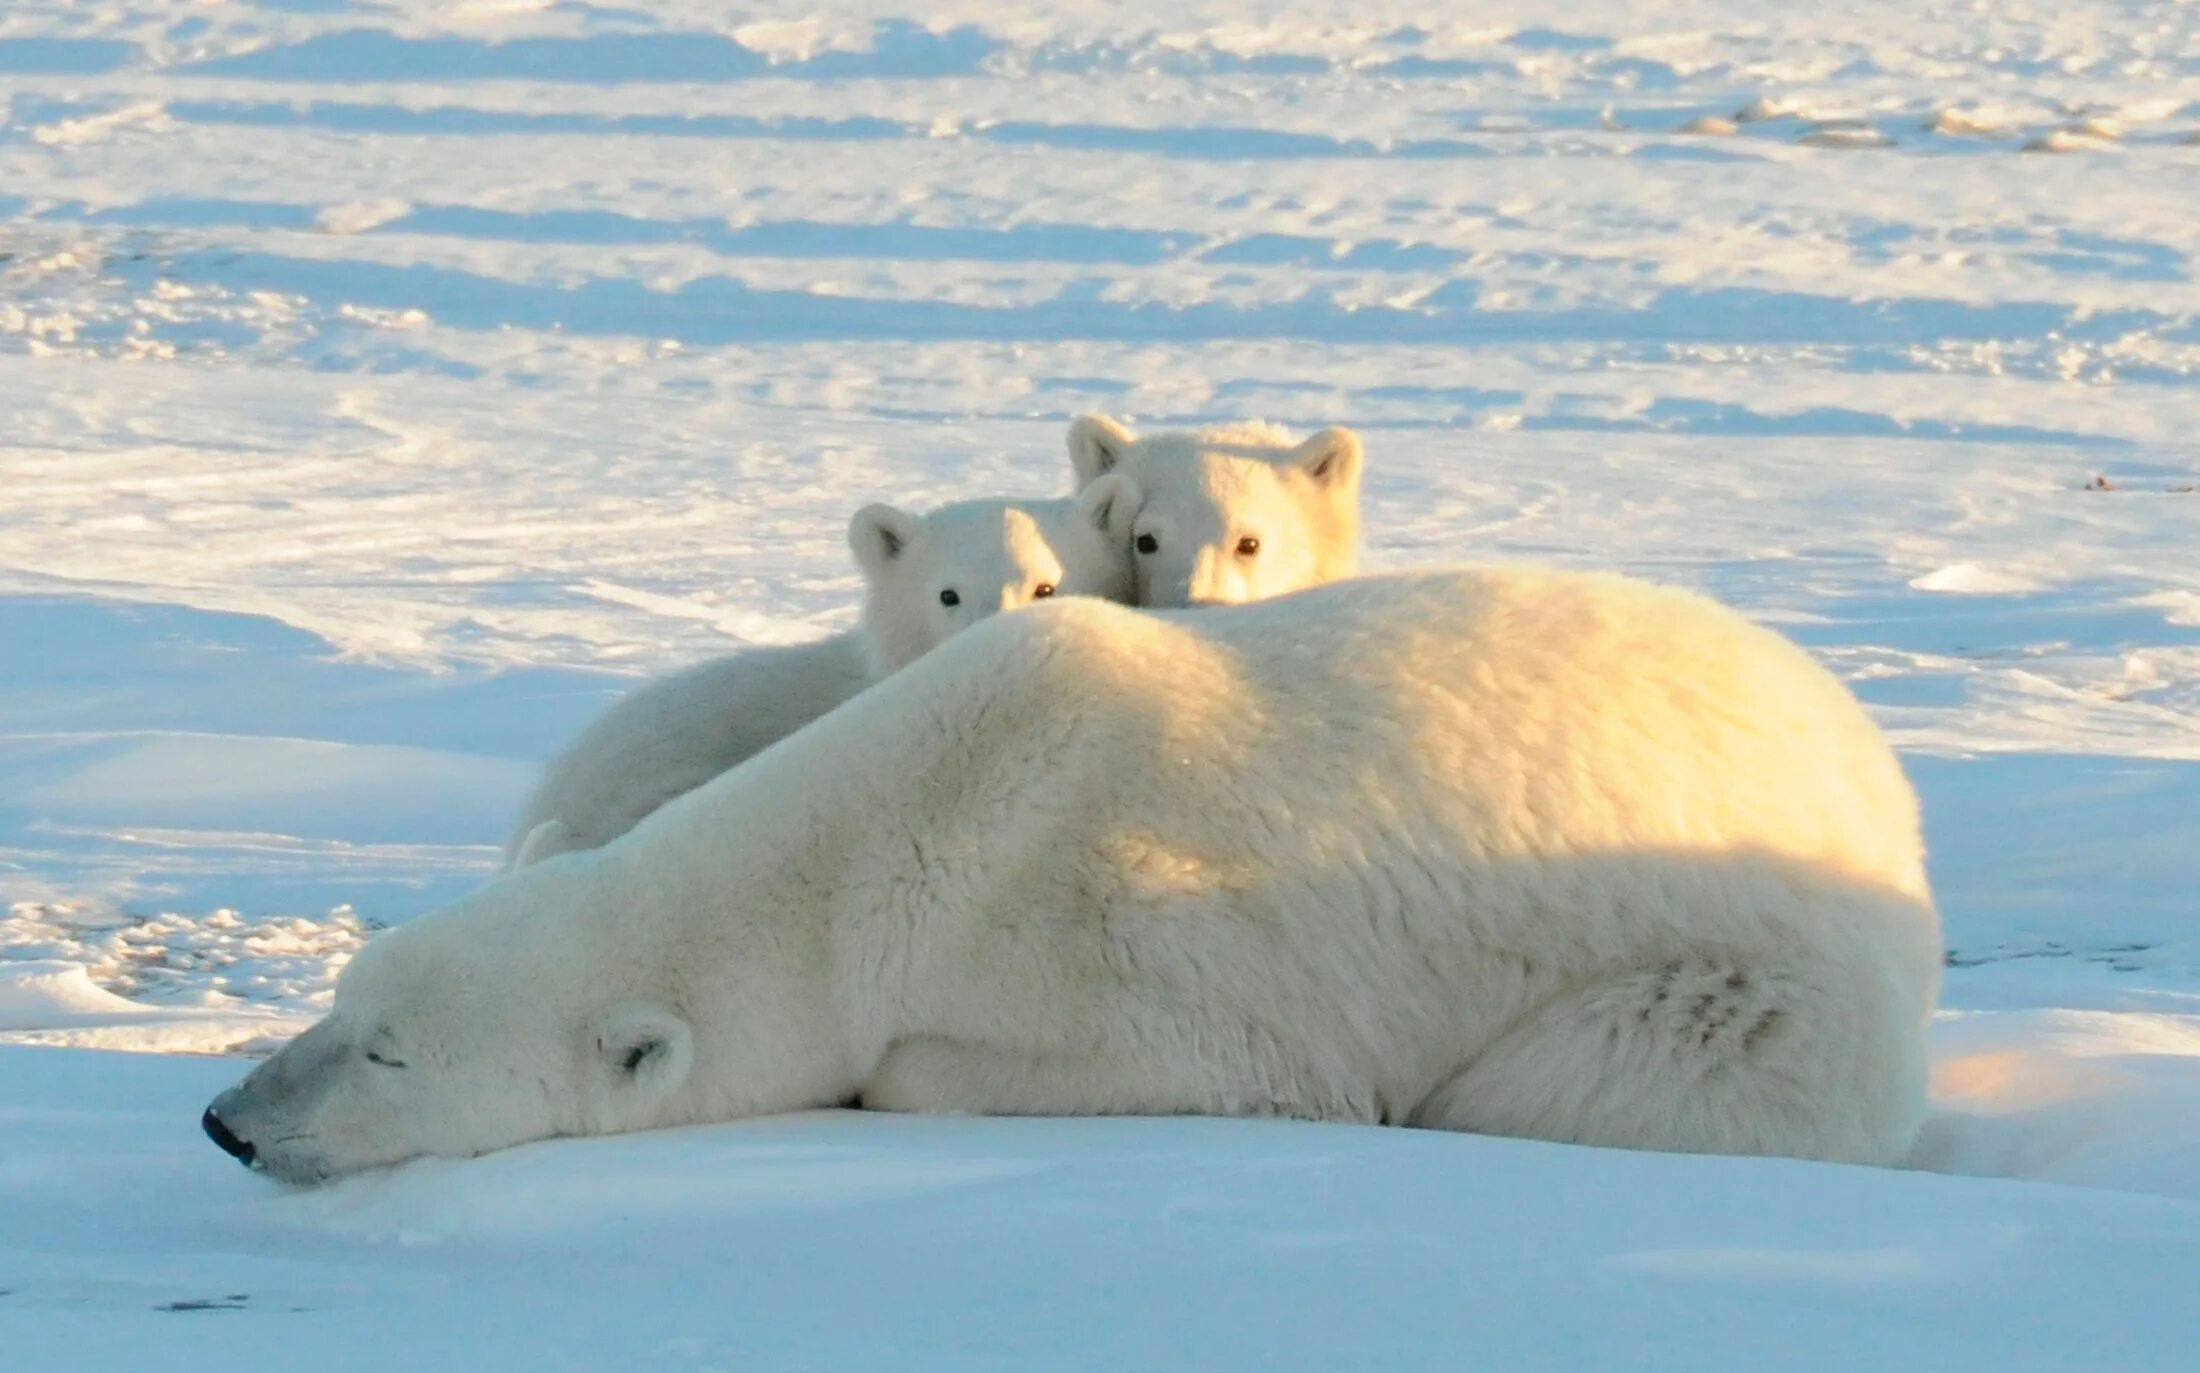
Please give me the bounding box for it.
[210,567,1940,1183]
[506,476,1140,866]
[1067,415,1362,607]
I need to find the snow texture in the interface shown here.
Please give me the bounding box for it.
[1,0,2196,1366]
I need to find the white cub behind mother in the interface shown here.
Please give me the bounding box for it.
[1067,414,1363,607]
[207,566,1940,1183]
[505,475,1141,867]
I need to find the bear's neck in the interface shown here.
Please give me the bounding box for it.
[601,630,1055,1089]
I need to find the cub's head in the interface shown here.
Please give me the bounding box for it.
[1066,416,1362,608]
[200,866,699,1184]
[848,476,1141,677]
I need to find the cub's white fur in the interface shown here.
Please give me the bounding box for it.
[1067,415,1361,606]
[505,478,1139,864]
[210,567,1940,1182]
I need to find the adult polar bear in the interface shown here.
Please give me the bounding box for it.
[204,567,1940,1181]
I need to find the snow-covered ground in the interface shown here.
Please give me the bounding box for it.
[2,1,2196,1365]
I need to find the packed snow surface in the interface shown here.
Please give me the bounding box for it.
[1,0,2196,1366]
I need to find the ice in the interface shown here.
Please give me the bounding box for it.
[0,959,152,1023]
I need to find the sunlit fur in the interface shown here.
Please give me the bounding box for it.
[1067,415,1361,607]
[213,567,1939,1183]
[503,477,1140,865]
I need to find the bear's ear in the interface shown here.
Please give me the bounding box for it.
[848,504,921,581]
[511,818,575,870]
[1289,427,1364,492]
[1073,473,1143,543]
[1066,414,1136,485]
[595,1000,694,1096]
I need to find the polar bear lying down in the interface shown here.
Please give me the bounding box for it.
[203,567,1940,1182]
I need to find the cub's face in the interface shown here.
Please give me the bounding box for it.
[1127,456,1333,608]
[848,477,1140,676]
[1066,417,1362,609]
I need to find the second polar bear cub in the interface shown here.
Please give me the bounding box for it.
[506,476,1140,867]
[1068,414,1363,607]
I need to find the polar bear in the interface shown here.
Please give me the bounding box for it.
[505,477,1140,866]
[1066,415,1362,607]
[205,567,1940,1183]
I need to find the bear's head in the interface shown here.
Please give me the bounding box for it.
[848,476,1141,678]
[198,851,842,1184]
[1065,416,1362,608]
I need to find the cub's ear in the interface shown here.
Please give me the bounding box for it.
[595,1000,694,1095]
[848,504,921,581]
[511,818,575,870]
[1073,473,1143,543]
[1290,427,1364,492]
[1066,414,1136,485]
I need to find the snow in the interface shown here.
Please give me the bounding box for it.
[1,0,2196,1364]
[1925,1009,2200,1201]
[8,1049,2200,1373]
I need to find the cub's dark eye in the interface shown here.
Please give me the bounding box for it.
[938,588,960,607]
[1236,536,1261,557]
[365,1050,408,1069]
[1032,583,1056,599]
[1135,533,1160,555]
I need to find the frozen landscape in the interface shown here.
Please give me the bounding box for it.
[2,0,2197,1366]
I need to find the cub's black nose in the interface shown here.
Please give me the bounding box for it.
[202,1108,256,1166]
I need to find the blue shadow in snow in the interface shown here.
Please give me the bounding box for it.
[2032,229,2187,284]
[1202,234,1466,271]
[1909,751,2200,950]
[186,21,1000,82]
[167,98,912,141]
[1026,44,1331,77]
[1853,222,2189,285]
[1373,57,1510,78]
[0,38,136,74]
[44,197,1197,267]
[1533,398,2127,448]
[1337,387,2106,446]
[135,247,2176,354]
[976,122,1499,160]
[0,596,616,762]
[1785,585,2200,659]
[57,197,324,232]
[143,98,1569,163]
[394,205,1195,265]
[0,596,623,918]
[1356,383,1532,409]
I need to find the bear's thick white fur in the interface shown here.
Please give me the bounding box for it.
[1067,414,1362,607]
[210,567,1940,1182]
[505,478,1140,864]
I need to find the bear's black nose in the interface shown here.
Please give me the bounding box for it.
[202,1108,256,1166]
